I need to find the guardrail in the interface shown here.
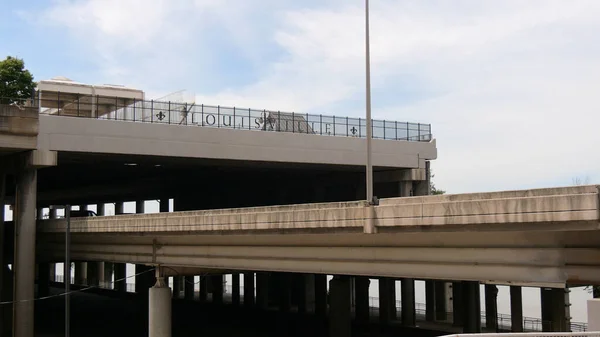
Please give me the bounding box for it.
[4,96,433,142]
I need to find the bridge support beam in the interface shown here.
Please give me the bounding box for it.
[485,284,499,331]
[13,167,37,337]
[329,276,352,337]
[74,262,86,285]
[256,272,269,309]
[401,278,416,326]
[114,263,126,292]
[510,286,523,332]
[211,275,224,305]
[315,274,328,318]
[463,281,481,333]
[199,276,207,303]
[425,280,435,321]
[435,281,448,321]
[87,261,100,287]
[354,276,370,325]
[184,276,194,300]
[232,273,240,306]
[243,273,255,307]
[541,287,571,332]
[149,269,171,337]
[379,277,396,324]
[452,282,464,327]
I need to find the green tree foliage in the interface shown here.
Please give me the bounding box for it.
[0,56,35,104]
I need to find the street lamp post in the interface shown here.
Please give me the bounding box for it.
[365,0,374,204]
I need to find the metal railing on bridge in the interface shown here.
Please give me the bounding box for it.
[3,96,433,142]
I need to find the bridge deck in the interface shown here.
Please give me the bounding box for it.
[37,185,600,287]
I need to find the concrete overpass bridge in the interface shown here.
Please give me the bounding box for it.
[37,185,600,288]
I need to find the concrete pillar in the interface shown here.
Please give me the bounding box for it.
[211,275,223,304]
[294,274,308,314]
[400,181,412,197]
[232,273,240,306]
[243,273,255,307]
[278,273,292,313]
[541,287,571,332]
[101,263,113,289]
[463,281,481,333]
[114,263,127,292]
[87,261,100,286]
[97,203,106,216]
[13,168,37,337]
[435,281,448,321]
[199,276,207,303]
[354,276,370,324]
[485,284,498,331]
[256,272,269,309]
[379,277,396,324]
[37,263,50,297]
[510,286,523,332]
[136,200,145,214]
[49,208,57,219]
[315,274,328,318]
[74,262,87,285]
[149,272,172,337]
[136,265,154,296]
[184,276,194,300]
[328,276,352,337]
[401,278,416,326]
[160,198,169,213]
[115,202,124,215]
[425,280,435,321]
[452,281,464,327]
[171,276,181,299]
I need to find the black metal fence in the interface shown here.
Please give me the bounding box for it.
[12,95,432,142]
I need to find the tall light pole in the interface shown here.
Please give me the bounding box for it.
[365,0,374,204]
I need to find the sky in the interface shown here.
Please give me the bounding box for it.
[1,0,600,193]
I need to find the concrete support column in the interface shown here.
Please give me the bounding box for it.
[136,265,154,296]
[278,273,292,313]
[315,274,328,318]
[425,280,435,322]
[243,273,255,307]
[37,263,50,297]
[232,273,240,306]
[463,281,481,333]
[354,276,370,324]
[587,299,600,331]
[87,261,100,286]
[49,208,57,219]
[541,287,571,332]
[452,281,464,327]
[102,263,113,289]
[211,275,223,305]
[199,276,207,303]
[485,284,499,331]
[114,263,127,292]
[13,168,37,337]
[172,276,181,299]
[328,276,352,337]
[379,277,396,324]
[292,274,307,314]
[136,200,145,214]
[159,198,169,213]
[115,202,124,215]
[97,203,106,216]
[435,281,448,321]
[510,286,523,332]
[74,262,87,285]
[401,278,416,326]
[184,276,194,300]
[149,271,171,337]
[256,272,269,309]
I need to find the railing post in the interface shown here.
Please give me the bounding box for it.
[418,123,421,141]
[248,108,251,130]
[133,98,136,121]
[57,91,60,115]
[168,101,171,124]
[346,116,349,136]
[201,104,204,126]
[77,94,80,117]
[292,112,295,133]
[359,118,362,137]
[383,120,386,139]
[395,121,398,140]
[217,105,220,128]
[151,100,154,123]
[406,122,409,140]
[306,113,310,133]
[233,107,236,129]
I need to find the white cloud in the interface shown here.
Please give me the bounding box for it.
[29,0,600,193]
